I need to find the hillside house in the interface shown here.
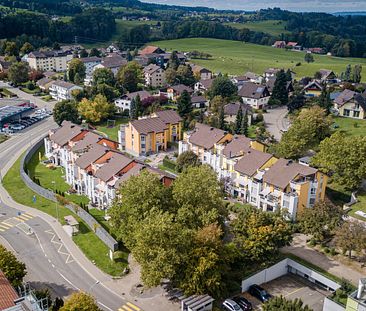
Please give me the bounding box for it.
[238,82,270,109]
[223,102,252,125]
[167,84,194,101]
[303,80,324,97]
[191,64,212,80]
[333,89,366,119]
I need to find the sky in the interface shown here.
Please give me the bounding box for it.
[141,0,366,12]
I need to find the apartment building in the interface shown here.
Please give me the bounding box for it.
[27,50,73,72]
[179,123,327,219]
[49,80,82,101]
[143,64,166,87]
[44,121,174,208]
[119,110,182,156]
[78,56,102,85]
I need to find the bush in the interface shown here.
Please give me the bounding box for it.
[324,247,330,254]
[56,194,69,205]
[329,248,337,256]
[308,239,316,247]
[26,81,35,90]
[296,62,302,66]
[163,156,177,172]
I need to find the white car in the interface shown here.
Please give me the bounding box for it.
[222,299,243,311]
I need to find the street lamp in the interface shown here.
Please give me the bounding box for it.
[51,180,59,222]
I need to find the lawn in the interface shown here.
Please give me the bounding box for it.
[348,191,366,221]
[152,38,366,80]
[226,19,289,37]
[332,116,366,136]
[0,134,9,144]
[95,117,129,141]
[3,154,127,276]
[0,88,17,98]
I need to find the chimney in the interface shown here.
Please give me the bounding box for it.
[357,279,366,299]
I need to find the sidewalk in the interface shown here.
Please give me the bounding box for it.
[282,233,364,285]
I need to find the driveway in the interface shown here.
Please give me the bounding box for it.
[263,106,290,141]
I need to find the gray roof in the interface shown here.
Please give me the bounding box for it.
[131,117,167,134]
[198,78,214,90]
[51,80,80,90]
[71,131,102,152]
[50,121,84,146]
[154,110,182,124]
[191,95,207,104]
[28,50,71,58]
[143,64,162,74]
[238,82,270,99]
[101,55,127,69]
[234,150,273,177]
[74,143,109,169]
[123,90,151,101]
[334,89,357,107]
[263,158,317,190]
[36,77,54,87]
[79,56,101,63]
[224,102,252,116]
[170,84,193,94]
[94,152,133,182]
[189,123,229,150]
[222,135,252,158]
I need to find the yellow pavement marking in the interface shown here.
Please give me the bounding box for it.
[0,228,4,232]
[121,306,134,311]
[285,286,305,297]
[0,223,12,228]
[20,213,33,219]
[126,302,140,311]
[16,216,29,221]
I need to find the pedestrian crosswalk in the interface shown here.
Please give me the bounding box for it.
[119,302,141,311]
[0,213,33,232]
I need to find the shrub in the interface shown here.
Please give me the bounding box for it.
[163,156,177,172]
[330,247,337,256]
[308,239,316,247]
[324,247,330,254]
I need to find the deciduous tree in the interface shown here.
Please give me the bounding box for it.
[117,61,143,93]
[78,94,114,123]
[263,296,312,311]
[53,100,80,125]
[0,244,26,287]
[60,292,100,311]
[209,75,237,99]
[335,222,366,258]
[176,64,195,86]
[92,68,115,87]
[304,53,314,63]
[68,58,86,83]
[8,61,29,86]
[176,151,201,172]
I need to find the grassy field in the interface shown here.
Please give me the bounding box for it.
[3,154,127,276]
[152,38,366,80]
[226,20,289,36]
[95,117,129,141]
[0,134,8,144]
[332,116,366,136]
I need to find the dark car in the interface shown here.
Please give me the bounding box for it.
[248,284,272,303]
[232,296,252,311]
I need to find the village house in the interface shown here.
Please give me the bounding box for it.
[264,68,281,81]
[78,56,102,85]
[93,54,127,76]
[266,76,294,95]
[303,80,324,97]
[223,102,252,125]
[190,64,212,80]
[238,82,270,109]
[333,89,366,119]
[119,110,182,156]
[36,77,55,91]
[272,41,286,49]
[49,80,82,101]
[194,78,215,93]
[167,84,194,101]
[143,63,166,87]
[27,50,73,72]
[114,90,152,112]
[139,45,165,55]
[318,69,338,83]
[191,95,209,108]
[243,72,263,84]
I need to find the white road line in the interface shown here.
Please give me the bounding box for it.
[45,229,74,264]
[57,270,80,291]
[98,302,114,311]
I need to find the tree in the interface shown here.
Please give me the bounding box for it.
[312,132,366,190]
[78,94,114,123]
[60,292,101,311]
[177,90,192,117]
[68,58,86,83]
[240,113,248,136]
[167,51,180,70]
[231,208,293,261]
[28,69,44,82]
[4,42,18,56]
[210,95,226,114]
[209,76,237,99]
[117,61,143,93]
[285,69,293,81]
[269,69,288,105]
[95,83,118,102]
[92,68,115,87]
[71,89,84,102]
[129,98,137,120]
[235,106,243,134]
[176,151,201,172]
[89,48,101,57]
[165,67,177,85]
[135,94,142,117]
[344,64,352,82]
[263,296,312,311]
[287,92,306,112]
[298,201,344,242]
[318,87,332,114]
[176,64,195,86]
[0,244,27,287]
[218,106,226,130]
[20,42,34,54]
[275,106,332,159]
[53,100,80,125]
[353,64,362,83]
[335,222,366,258]
[304,53,314,63]
[79,49,88,58]
[8,61,29,86]
[53,42,61,50]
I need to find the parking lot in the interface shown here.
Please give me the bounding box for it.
[241,274,330,310]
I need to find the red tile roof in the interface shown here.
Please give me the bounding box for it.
[0,270,18,310]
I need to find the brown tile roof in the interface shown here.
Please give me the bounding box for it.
[263,158,317,189]
[224,102,252,116]
[189,123,228,150]
[234,150,273,177]
[222,135,252,158]
[94,152,133,182]
[0,270,18,310]
[72,132,102,152]
[114,163,145,188]
[238,82,270,99]
[139,45,162,55]
[154,110,182,124]
[101,55,127,69]
[170,84,193,94]
[123,90,151,101]
[131,117,167,134]
[75,143,109,169]
[50,121,84,146]
[191,95,207,104]
[198,78,214,90]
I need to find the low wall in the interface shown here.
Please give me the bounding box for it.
[241,258,341,292]
[20,138,118,252]
[323,297,346,311]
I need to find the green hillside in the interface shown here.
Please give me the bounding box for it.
[226,20,289,37]
[152,38,366,80]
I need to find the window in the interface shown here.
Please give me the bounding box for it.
[141,144,145,149]
[309,198,316,205]
[283,200,290,208]
[310,188,316,195]
[354,111,360,118]
[343,109,350,117]
[140,135,145,141]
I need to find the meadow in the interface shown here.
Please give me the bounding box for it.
[226,19,289,36]
[152,38,366,80]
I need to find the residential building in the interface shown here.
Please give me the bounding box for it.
[243,72,263,84]
[79,56,102,85]
[303,80,324,97]
[266,77,294,95]
[93,54,127,76]
[223,102,252,125]
[36,77,55,91]
[333,89,366,119]
[106,43,120,54]
[264,68,281,81]
[27,50,73,72]
[119,110,182,156]
[272,41,286,48]
[238,82,270,109]
[167,84,193,101]
[179,123,327,219]
[191,64,212,80]
[286,42,298,48]
[318,69,337,83]
[308,47,324,54]
[194,78,215,93]
[49,80,82,102]
[44,121,174,207]
[114,90,152,112]
[191,95,209,108]
[143,64,166,87]
[139,45,164,55]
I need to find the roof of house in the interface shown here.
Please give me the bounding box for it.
[154,110,182,124]
[131,117,167,134]
[139,45,163,55]
[94,152,133,182]
[265,68,280,75]
[263,158,317,189]
[222,135,252,158]
[0,270,18,310]
[143,63,162,74]
[197,78,214,90]
[266,77,293,93]
[334,89,357,107]
[50,80,80,90]
[238,82,270,99]
[189,123,228,150]
[43,71,58,78]
[50,121,84,146]
[170,84,193,94]
[319,69,335,79]
[244,72,261,80]
[224,102,252,116]
[123,90,152,101]
[273,41,286,45]
[75,143,109,169]
[303,80,324,91]
[28,50,72,58]
[71,131,102,152]
[101,55,127,69]
[234,150,273,177]
[191,95,208,103]
[287,42,298,46]
[79,56,101,63]
[36,77,54,87]
[114,163,145,188]
[191,64,211,74]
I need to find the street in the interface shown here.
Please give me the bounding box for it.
[263,106,290,141]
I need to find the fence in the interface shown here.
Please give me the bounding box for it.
[20,137,118,252]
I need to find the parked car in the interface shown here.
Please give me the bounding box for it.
[248,284,272,303]
[232,296,252,311]
[222,299,243,311]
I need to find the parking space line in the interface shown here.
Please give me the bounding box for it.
[285,286,305,298]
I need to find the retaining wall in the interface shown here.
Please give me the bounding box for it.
[323,297,346,311]
[20,138,118,251]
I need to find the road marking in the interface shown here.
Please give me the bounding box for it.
[0,224,10,229]
[120,306,134,311]
[126,302,141,311]
[285,286,305,297]
[45,230,74,264]
[98,302,113,311]
[17,215,32,221]
[16,222,33,235]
